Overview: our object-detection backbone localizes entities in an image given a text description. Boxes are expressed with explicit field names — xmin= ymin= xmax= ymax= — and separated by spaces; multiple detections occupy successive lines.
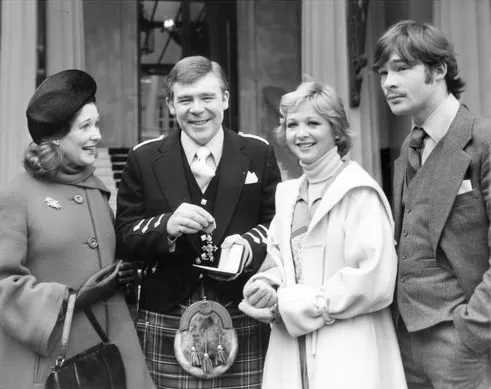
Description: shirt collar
xmin=180 ymin=127 xmax=224 ymax=165
xmin=414 ymin=94 xmax=460 ymax=145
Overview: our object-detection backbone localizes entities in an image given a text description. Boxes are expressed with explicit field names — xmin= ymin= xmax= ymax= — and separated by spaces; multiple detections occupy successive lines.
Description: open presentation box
xmin=193 ymin=243 xmax=245 ymax=277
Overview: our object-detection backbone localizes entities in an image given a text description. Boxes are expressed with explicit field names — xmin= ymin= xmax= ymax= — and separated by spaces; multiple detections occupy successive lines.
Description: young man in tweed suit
xmin=374 ymin=20 xmax=491 ymax=388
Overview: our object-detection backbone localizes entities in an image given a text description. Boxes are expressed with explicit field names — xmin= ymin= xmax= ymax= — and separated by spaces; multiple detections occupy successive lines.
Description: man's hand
xmin=75 ymin=261 xmax=122 ymax=310
xmin=207 ymin=234 xmax=252 ymax=282
xmin=221 ymin=234 xmax=252 ymax=268
xmin=167 ymin=203 xmax=216 ymax=238
xmin=118 ymin=261 xmax=138 ymax=285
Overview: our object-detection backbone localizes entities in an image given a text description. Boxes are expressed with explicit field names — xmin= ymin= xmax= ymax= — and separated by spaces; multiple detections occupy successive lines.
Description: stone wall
xmin=84 ymin=0 xmax=139 ymax=148
xmin=237 ymin=0 xmax=302 ymax=179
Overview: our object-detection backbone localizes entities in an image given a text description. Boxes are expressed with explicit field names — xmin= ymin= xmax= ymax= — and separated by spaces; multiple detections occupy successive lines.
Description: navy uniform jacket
xmin=115 ymin=128 xmax=281 ymax=313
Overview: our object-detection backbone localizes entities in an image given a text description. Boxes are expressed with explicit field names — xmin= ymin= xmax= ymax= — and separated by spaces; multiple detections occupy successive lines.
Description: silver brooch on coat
xmin=45 ymin=196 xmax=62 ymax=210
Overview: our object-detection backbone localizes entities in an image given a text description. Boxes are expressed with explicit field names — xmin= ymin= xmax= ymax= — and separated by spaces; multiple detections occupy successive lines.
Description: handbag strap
xmin=83 ymin=308 xmax=110 ymax=343
xmin=56 ymin=291 xmax=77 ymax=368
xmin=55 ymin=291 xmax=111 ymax=368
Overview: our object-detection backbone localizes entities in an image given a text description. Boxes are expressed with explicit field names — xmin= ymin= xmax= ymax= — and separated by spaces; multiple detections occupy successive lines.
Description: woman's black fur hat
xmin=26 ymin=69 xmax=97 ymax=144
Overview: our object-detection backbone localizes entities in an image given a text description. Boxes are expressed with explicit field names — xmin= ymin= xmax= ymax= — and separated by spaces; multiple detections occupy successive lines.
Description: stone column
xmin=434 ymin=0 xmax=491 ymax=118
xmin=46 ymin=0 xmax=85 ymax=74
xmin=236 ymin=0 xmax=301 ymax=179
xmin=0 ymin=0 xmax=37 ymax=187
xmin=302 ymin=0 xmax=382 ymax=182
xmin=84 ymin=0 xmax=139 ymax=148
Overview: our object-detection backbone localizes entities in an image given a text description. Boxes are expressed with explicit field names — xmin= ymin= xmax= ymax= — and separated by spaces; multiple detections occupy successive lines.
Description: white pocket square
xmin=245 ymin=171 xmax=258 ymax=184
xmin=457 ymin=179 xmax=472 ymax=195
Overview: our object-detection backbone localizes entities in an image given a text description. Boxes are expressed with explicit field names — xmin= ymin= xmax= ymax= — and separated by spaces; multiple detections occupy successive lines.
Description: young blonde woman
xmin=240 ymin=81 xmax=407 ymax=389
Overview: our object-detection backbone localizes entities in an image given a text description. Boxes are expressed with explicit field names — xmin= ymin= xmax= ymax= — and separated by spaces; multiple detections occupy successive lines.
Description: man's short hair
xmin=166 ymin=56 xmax=229 ymax=100
xmin=372 ymin=20 xmax=465 ymax=99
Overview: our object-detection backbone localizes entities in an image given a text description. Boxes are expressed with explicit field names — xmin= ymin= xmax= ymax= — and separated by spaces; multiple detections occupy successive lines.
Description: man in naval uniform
xmin=116 ymin=55 xmax=281 ymax=389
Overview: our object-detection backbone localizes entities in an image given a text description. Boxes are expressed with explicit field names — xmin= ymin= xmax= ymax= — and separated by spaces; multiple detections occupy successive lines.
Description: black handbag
xmin=45 ymin=291 xmax=126 ymax=389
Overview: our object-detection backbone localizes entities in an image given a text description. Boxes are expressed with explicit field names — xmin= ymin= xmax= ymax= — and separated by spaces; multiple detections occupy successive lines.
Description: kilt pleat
xmin=137 ymin=308 xmax=269 ymax=389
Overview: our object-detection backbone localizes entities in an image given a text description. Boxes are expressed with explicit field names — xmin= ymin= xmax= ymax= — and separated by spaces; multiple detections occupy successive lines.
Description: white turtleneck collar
xmin=300 ymin=146 xmax=344 ymax=184
xmin=298 ymin=146 xmax=344 ymax=210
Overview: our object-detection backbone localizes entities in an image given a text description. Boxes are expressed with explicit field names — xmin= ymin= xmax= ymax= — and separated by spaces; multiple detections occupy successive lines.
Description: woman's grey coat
xmin=0 ymin=172 xmax=155 ymax=389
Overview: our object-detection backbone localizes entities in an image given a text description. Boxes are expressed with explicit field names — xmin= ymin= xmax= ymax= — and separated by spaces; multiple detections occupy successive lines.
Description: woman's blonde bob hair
xmin=277 ymin=81 xmax=352 ymax=158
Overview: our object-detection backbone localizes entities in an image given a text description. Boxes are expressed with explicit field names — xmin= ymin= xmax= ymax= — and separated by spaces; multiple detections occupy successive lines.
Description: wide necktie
xmin=190 ymin=146 xmax=215 ymax=192
xmin=406 ymin=126 xmax=427 ymax=183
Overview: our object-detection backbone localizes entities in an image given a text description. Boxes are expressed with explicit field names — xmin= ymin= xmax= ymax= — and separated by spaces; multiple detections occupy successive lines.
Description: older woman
xmin=0 ymin=69 xmax=155 ymax=389
xmin=240 ymin=81 xmax=407 ymax=389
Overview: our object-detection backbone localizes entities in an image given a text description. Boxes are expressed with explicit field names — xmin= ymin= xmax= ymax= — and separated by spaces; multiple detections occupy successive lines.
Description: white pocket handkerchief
xmin=457 ymin=179 xmax=472 ymax=195
xmin=245 ymin=171 xmax=258 ymax=184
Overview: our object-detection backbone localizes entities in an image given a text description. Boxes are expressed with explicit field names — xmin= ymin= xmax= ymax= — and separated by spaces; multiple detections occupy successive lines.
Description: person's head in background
xmin=277 ymin=81 xmax=352 ymax=165
xmin=166 ymin=55 xmax=230 ymax=146
xmin=373 ymin=19 xmax=465 ymax=124
xmin=24 ymin=69 xmax=101 ymax=177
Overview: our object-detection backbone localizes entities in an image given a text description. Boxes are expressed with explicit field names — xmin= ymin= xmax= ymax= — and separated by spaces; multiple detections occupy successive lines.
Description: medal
xmin=199 ymin=233 xmax=218 ymax=263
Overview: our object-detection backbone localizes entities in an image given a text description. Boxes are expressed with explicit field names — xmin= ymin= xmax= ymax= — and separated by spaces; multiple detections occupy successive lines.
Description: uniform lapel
xmin=152 ymin=131 xmax=203 ymax=254
xmin=153 ymin=129 xmax=191 ymax=210
xmin=213 ymin=130 xmax=250 ymax=243
xmin=428 ymin=106 xmax=472 ymax=253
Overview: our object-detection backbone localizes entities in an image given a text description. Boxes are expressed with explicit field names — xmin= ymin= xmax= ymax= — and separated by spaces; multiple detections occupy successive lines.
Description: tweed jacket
xmin=393 ymin=104 xmax=491 ymax=354
xmin=0 ymin=172 xmax=155 ymax=389
xmin=252 ymin=162 xmax=406 ymax=389
xmin=115 ymin=128 xmax=281 ymax=311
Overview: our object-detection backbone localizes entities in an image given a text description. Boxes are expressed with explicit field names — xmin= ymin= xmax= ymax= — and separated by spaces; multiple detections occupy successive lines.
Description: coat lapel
xmin=213 ymin=130 xmax=250 ymax=243
xmin=429 ymin=106 xmax=473 ymax=253
xmin=393 ymin=139 xmax=409 ymax=242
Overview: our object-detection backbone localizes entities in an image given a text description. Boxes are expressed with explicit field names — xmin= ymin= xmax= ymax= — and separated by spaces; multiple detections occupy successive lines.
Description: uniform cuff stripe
xmin=133 ymin=219 xmax=145 ymax=232
xmin=245 ymin=232 xmax=260 ymax=244
xmin=142 ymin=217 xmax=155 ymax=233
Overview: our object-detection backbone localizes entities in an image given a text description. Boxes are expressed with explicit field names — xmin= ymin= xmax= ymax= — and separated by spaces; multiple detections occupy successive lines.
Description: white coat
xmin=255 ymin=162 xmax=407 ymax=389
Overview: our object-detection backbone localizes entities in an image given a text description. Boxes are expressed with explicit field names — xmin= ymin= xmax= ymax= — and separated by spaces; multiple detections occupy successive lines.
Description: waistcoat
xmin=397 ymin=145 xmax=466 ymax=331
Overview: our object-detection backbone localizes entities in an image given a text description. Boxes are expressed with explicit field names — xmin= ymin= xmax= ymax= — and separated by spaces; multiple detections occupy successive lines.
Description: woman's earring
xmin=334 ymin=135 xmax=341 ymax=144
xmin=51 ymin=138 xmax=60 ymax=146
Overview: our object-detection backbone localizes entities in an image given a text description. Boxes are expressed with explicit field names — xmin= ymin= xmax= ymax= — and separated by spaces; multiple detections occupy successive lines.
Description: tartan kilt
xmin=136 ymin=307 xmax=270 ymax=389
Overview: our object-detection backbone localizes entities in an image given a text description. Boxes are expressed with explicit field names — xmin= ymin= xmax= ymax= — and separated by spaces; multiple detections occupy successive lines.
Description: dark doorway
xmin=138 ymin=0 xmax=238 ymax=141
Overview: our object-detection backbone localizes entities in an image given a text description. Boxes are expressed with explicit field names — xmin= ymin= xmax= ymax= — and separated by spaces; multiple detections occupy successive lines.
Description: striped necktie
xmin=190 ymin=146 xmax=215 ymax=192
xmin=406 ymin=126 xmax=427 ymax=183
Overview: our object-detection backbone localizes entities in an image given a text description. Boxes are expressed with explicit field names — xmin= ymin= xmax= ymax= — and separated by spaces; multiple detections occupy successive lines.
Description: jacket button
xmin=401 ymin=255 xmax=407 ymax=260
xmin=400 ymin=276 xmax=408 ymax=283
xmin=198 ymin=273 xmax=204 ymax=279
xmin=73 ymin=194 xmax=84 ymax=204
xmin=402 ymin=230 xmax=409 ymax=237
xmin=406 ymin=207 xmax=411 ymax=213
xmin=87 ymin=237 xmax=98 ymax=249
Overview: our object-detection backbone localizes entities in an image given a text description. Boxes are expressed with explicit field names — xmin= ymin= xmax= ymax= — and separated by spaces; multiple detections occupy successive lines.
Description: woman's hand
xmin=75 ymin=261 xmax=122 ymax=310
xmin=243 ymin=279 xmax=277 ymax=308
xmin=238 ymin=299 xmax=278 ymax=324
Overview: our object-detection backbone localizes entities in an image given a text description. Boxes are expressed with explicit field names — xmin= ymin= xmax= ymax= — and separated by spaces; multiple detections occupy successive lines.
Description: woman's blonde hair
xmin=277 ymin=81 xmax=352 ymax=157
